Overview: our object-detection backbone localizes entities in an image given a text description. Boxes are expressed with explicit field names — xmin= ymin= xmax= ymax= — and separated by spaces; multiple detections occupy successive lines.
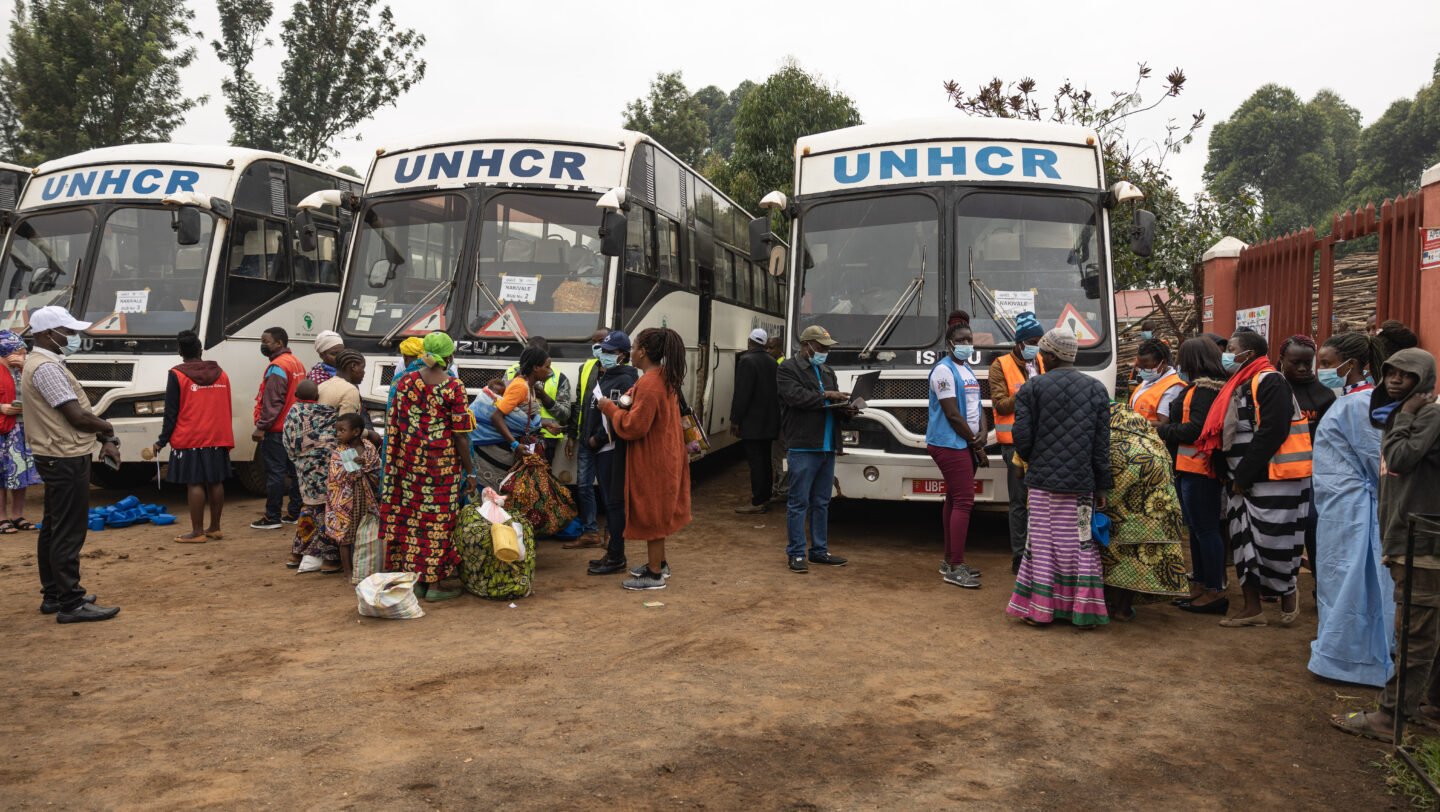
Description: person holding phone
xmin=22 ymin=306 xmax=120 ymax=623
xmin=582 ymin=330 xmax=640 ymax=576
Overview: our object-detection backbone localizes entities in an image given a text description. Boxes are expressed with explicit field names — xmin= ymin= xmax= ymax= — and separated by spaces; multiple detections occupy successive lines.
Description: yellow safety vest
xmin=505 ymin=362 xmax=563 ymax=439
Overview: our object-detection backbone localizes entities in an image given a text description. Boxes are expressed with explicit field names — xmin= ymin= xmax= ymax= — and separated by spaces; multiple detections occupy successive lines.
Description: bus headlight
xmin=841 ymin=430 xmax=860 ymax=447
xmin=134 ymin=400 xmax=165 ymax=415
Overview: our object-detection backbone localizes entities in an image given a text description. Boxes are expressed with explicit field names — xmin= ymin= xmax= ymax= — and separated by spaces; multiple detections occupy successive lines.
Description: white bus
xmin=750 ymin=118 xmax=1154 ymax=503
xmin=0 ymin=162 xmax=28 ymax=240
xmin=0 ymin=144 xmax=360 ymax=490
xmin=320 ymin=125 xmax=784 ymax=486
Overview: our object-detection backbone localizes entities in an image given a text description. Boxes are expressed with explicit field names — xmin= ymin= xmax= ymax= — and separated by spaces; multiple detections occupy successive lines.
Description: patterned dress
xmin=381 ymin=370 xmax=476 ymax=581
xmin=307 ymin=361 xmax=335 ymax=385
xmin=326 ymin=439 xmax=380 ymax=546
xmin=0 ymin=367 xmax=39 ymax=490
xmin=284 ymin=401 xmax=337 ymax=562
xmin=1099 ymin=402 xmax=1189 ymax=600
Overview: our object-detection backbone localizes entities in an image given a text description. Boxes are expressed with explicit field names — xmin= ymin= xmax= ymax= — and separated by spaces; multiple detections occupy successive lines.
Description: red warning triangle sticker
xmin=1055 ymin=304 xmax=1099 ymax=345
xmin=89 ymin=312 xmax=128 ymax=334
xmin=401 ymin=306 xmax=446 ymax=336
xmin=475 ymin=303 xmax=526 ymax=339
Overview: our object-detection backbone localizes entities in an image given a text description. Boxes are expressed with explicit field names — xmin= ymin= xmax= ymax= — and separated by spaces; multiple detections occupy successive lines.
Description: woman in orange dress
xmin=597 ymin=328 xmax=692 ymax=591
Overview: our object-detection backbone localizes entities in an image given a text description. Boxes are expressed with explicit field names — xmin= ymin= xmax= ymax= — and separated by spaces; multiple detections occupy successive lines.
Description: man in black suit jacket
xmin=731 ymin=328 xmax=781 ymax=513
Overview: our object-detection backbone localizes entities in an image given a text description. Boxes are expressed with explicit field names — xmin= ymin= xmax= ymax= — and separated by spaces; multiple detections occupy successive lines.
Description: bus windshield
xmin=796 ymin=194 xmax=940 ymax=349
xmin=468 ymin=192 xmax=605 ymax=340
xmin=956 ymin=192 xmax=1105 ymax=348
xmin=342 ymin=193 xmax=468 ymax=337
xmin=81 ymin=207 xmax=213 ymax=334
xmin=0 ymin=208 xmax=93 ymax=319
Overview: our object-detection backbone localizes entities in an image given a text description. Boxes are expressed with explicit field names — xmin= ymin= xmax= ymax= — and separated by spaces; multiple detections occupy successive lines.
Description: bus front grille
xmin=67 ymin=362 xmax=135 ymax=383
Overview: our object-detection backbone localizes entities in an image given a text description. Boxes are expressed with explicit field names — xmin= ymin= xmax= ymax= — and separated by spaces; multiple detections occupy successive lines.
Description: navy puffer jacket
xmin=1013 ymin=367 xmax=1113 ymax=494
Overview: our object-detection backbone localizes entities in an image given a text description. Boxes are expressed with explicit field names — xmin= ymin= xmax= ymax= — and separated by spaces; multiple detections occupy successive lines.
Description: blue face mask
xmin=951 ymin=345 xmax=973 ymax=361
xmin=1136 ymin=367 xmax=1162 ymax=384
xmin=598 ymin=351 xmax=619 ymax=369
xmin=811 ymin=351 xmax=828 ymax=367
xmin=61 ymin=333 xmax=82 ymax=356
xmin=1317 ymin=367 xmax=1344 ymax=390
xmin=1021 ymin=344 xmax=1040 ymax=361
xmin=591 ymin=344 xmax=603 ymax=359
xmin=1221 ymin=351 xmax=1248 ymax=373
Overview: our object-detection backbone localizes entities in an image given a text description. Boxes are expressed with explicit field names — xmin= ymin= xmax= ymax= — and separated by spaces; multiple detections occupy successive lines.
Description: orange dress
xmin=598 ymin=369 xmax=692 ymax=539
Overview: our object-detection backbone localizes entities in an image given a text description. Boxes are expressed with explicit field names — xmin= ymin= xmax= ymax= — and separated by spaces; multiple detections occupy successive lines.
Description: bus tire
xmin=236 ymin=458 xmax=269 ymax=496
xmin=91 ymin=462 xmax=158 ymax=492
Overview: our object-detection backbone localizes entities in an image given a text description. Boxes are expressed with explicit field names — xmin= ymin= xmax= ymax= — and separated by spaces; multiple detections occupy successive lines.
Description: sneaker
xmin=956 ymin=562 xmax=982 ymax=578
xmin=734 ymin=503 xmax=769 ymax=514
xmin=588 ymin=557 xmax=628 ymax=576
xmin=281 ymin=514 xmax=300 ymax=526
xmin=250 ymin=516 xmax=282 ymax=530
xmin=788 ymin=556 xmax=809 ymax=573
xmin=629 ymin=561 xmax=671 ymax=579
xmin=808 ymin=552 xmax=847 ymax=567
xmin=622 ymin=569 xmax=668 ymax=590
xmin=939 ymin=561 xmax=953 ymax=575
xmin=943 ymin=568 xmax=982 ymax=589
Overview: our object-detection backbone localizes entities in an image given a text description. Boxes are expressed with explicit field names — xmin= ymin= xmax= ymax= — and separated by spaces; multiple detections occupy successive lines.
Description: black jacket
xmin=731 ymin=348 xmax=780 ymax=440
xmin=1013 ymin=367 xmax=1112 ymax=494
xmin=1157 ymin=378 xmax=1223 ymax=463
xmin=778 ymin=355 xmax=843 ymax=452
xmin=584 ymin=365 xmax=641 ymax=450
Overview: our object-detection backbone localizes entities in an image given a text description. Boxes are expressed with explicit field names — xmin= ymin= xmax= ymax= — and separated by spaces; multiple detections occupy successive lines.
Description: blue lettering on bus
xmin=132 ymin=168 xmax=164 ymax=194
xmin=467 ymin=149 xmax=504 ymax=177
xmin=394 ymin=155 xmax=425 ymax=183
xmin=510 ymin=149 xmax=544 ymax=178
xmin=164 ymin=170 xmax=199 ymax=195
xmin=975 ymin=146 xmax=1013 ymax=176
xmin=97 ymin=168 xmax=131 ymax=196
xmin=41 ymin=176 xmax=65 ymax=201
xmin=879 ymin=148 xmax=917 ymax=180
xmin=68 ymin=171 xmax=97 ymax=198
xmin=549 ymin=150 xmax=586 ymax=180
xmin=834 ymin=153 xmax=870 ymax=184
xmin=928 ymin=146 xmax=966 ymax=177
xmin=1022 ymin=148 xmax=1060 ymax=179
xmin=428 ymin=150 xmax=464 ymax=180
xmin=38 ymin=167 xmax=203 ymax=200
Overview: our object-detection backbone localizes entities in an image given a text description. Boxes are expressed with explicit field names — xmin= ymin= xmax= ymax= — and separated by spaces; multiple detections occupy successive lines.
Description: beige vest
xmin=20 ymin=353 xmax=97 ymax=458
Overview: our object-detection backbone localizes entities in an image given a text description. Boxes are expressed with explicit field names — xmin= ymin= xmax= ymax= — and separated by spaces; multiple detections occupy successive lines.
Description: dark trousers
xmin=35 ymin=454 xmax=91 ymax=611
xmin=1178 ymin=473 xmax=1226 ymax=591
xmin=1001 ymin=445 xmax=1028 ymax=559
xmin=596 ymin=449 xmax=626 ymax=561
xmin=1380 ymin=564 xmax=1440 ymax=718
xmin=743 ymin=438 xmax=774 ymax=506
xmin=261 ymin=431 xmax=300 ymax=521
xmin=927 ymin=445 xmax=975 ymax=565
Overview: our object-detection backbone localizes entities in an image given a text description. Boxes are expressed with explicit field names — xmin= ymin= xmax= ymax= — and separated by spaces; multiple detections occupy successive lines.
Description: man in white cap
xmin=308 ymin=330 xmax=344 ymax=384
xmin=731 ymin=327 xmax=781 ymax=513
xmin=22 ymin=306 xmax=121 ymax=623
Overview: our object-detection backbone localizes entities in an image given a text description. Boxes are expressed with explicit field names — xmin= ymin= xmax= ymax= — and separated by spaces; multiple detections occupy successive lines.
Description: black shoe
xmin=250 ymin=516 xmax=282 ymax=530
xmin=809 ymin=552 xmax=847 ymax=567
xmin=788 ymin=556 xmax=809 ymax=573
xmin=587 ymin=557 xmax=628 ymax=576
xmin=1178 ymin=597 xmax=1231 ymax=615
xmin=39 ymin=594 xmax=95 ymax=615
xmin=1011 ymin=555 xmax=1023 ymax=575
xmin=281 ymin=514 xmax=300 ymax=526
xmin=56 ymin=602 xmax=120 ymax=624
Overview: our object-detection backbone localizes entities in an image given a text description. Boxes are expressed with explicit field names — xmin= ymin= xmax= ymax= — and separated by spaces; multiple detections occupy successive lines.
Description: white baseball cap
xmin=29 ymin=306 xmax=91 ymax=333
xmin=748 ymin=327 xmax=768 ymax=344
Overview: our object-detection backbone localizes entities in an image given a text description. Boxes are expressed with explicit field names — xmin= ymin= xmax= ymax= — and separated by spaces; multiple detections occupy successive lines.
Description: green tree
xmin=1346 ymin=57 xmax=1440 ymax=204
xmin=213 ymin=0 xmax=427 ymax=164
xmin=622 ymin=71 xmax=710 ymax=166
xmin=724 ymin=60 xmax=862 ymax=208
xmin=0 ymin=0 xmax=204 ymax=164
xmin=692 ymin=80 xmax=755 ymax=160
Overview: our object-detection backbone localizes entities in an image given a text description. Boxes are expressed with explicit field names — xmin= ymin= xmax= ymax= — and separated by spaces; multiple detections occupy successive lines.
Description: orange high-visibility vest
xmin=993 ymin=352 xmax=1044 ymax=445
xmin=1129 ymin=370 xmax=1184 ymax=423
xmin=1174 ymin=387 xmax=1214 ymax=477
xmin=1250 ymin=371 xmax=1313 ymax=480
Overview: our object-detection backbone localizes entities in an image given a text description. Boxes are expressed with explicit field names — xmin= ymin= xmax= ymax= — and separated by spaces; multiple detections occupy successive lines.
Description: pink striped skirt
xmin=1006 ymin=488 xmax=1109 ymax=627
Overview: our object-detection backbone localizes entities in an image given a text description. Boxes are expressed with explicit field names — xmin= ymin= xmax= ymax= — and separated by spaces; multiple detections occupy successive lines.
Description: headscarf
xmin=1013 ymin=311 xmax=1044 ymax=343
xmin=399 ymin=336 xmax=424 ymax=358
xmin=421 ymin=331 xmax=455 ymax=368
xmin=1193 ymin=354 xmax=1277 ymax=458
xmin=0 ymin=330 xmax=25 ymax=358
xmin=314 ymin=330 xmax=343 ymax=354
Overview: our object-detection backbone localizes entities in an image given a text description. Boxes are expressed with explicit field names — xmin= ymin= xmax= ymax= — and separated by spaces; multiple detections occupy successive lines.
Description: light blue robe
xmin=1308 ymin=389 xmax=1394 ymax=687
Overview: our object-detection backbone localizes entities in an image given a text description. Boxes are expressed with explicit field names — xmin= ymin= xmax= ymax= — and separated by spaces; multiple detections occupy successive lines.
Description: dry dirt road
xmin=0 ymin=453 xmax=1408 ymax=810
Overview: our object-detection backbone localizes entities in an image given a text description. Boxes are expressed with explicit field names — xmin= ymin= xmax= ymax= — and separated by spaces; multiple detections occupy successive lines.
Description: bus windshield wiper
xmin=859 ymin=249 xmax=926 ymax=359
xmin=472 ymin=272 xmax=528 ymax=346
xmin=967 ymin=247 xmax=1015 ymax=343
xmin=380 ymin=270 xmax=455 ymax=347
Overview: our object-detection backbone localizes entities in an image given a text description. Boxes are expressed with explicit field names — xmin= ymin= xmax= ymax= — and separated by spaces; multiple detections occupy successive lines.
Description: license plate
xmin=911 ymin=479 xmax=985 ymax=495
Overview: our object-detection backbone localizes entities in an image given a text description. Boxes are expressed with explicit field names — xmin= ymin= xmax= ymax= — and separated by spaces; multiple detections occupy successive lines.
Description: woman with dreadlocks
xmin=1308 ymin=331 xmax=1393 ymax=686
xmin=597 ymin=327 xmax=693 ymax=591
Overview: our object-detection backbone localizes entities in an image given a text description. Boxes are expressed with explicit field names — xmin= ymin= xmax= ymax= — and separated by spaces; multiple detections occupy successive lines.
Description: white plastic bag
xmin=355 ymin=571 xmax=425 ymax=619
xmin=297 ymin=554 xmax=325 ymax=573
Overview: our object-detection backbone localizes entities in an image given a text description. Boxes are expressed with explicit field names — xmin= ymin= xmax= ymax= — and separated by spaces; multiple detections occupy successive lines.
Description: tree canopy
xmin=0 ymin=0 xmax=205 ymax=164
xmin=1345 ymin=57 xmax=1440 ymax=205
xmin=622 ymin=71 xmax=710 ymax=166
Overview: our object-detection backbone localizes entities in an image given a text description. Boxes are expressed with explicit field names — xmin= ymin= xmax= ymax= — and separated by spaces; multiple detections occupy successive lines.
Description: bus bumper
xmin=830 ymin=449 xmax=1010 ymax=506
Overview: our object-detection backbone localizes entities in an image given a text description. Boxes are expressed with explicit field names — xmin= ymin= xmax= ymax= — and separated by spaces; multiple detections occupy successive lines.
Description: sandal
xmin=0 ymin=520 xmax=16 ymax=535
xmin=1280 ymin=592 xmax=1301 ymax=627
xmin=12 ymin=518 xmax=36 ymax=531
xmin=319 ymin=567 xmax=343 ymax=575
xmin=1330 ymin=710 xmax=1393 ymax=742
xmin=204 ymin=530 xmax=224 ymax=540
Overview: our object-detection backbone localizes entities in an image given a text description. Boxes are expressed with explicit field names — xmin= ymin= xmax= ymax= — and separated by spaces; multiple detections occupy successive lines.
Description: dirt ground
xmin=0 ymin=452 xmax=1411 ymax=810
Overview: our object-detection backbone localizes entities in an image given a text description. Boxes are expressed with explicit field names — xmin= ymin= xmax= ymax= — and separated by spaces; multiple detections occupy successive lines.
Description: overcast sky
xmin=5 ymin=1 xmax=1440 ymax=199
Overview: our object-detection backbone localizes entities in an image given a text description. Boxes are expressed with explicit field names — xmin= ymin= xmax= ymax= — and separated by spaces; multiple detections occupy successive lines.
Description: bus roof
xmin=375 ymin=123 xmax=644 ymax=159
xmin=32 ymin=143 xmax=358 ymax=181
xmin=796 ymin=117 xmax=1101 ymax=156
xmin=0 ymin=162 xmax=28 ymax=174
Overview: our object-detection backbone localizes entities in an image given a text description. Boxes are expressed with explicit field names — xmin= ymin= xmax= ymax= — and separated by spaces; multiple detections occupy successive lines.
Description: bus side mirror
xmin=748 ymin=217 xmax=773 ymax=262
xmin=295 ymin=209 xmax=317 ymax=254
xmin=368 ymin=258 xmax=397 ymax=288
xmin=1130 ymin=209 xmax=1156 ymax=257
xmin=173 ymin=207 xmax=202 ymax=246
xmin=598 ymin=211 xmax=627 ymax=257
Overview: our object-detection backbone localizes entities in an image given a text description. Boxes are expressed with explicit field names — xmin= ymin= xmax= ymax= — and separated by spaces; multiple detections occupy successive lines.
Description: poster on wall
xmin=1236 ymin=305 xmax=1271 ymax=342
xmin=1423 ymin=227 xmax=1440 ymax=272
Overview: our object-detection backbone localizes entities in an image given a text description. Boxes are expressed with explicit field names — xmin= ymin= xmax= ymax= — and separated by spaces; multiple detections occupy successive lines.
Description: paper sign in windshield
xmin=499 ymin=275 xmax=539 ymax=304
xmin=994 ymin=290 xmax=1035 ymax=317
xmin=115 ymin=289 xmax=149 ymax=314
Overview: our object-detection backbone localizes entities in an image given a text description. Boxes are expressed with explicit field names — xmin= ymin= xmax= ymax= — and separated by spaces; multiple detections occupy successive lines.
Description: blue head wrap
xmin=0 ymin=330 xmax=25 ymax=358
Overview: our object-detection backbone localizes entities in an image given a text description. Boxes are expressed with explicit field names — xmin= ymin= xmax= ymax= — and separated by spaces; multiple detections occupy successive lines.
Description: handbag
xmin=677 ymin=391 xmax=710 ymax=454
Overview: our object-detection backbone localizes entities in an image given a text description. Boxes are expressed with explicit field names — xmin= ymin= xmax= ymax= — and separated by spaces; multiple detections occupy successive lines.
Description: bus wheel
xmin=236 ymin=458 xmax=269 ymax=496
xmin=91 ymin=462 xmax=158 ymax=493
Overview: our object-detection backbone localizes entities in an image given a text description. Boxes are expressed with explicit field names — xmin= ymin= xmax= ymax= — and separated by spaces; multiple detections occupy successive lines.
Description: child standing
xmin=283 ymin=379 xmax=338 ymax=573
xmin=326 ymin=413 xmax=381 ymax=583
xmin=0 ymin=331 xmax=40 ymax=534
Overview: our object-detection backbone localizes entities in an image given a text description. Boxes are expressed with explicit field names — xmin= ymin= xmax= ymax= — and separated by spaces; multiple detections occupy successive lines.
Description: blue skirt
xmin=0 ymin=423 xmax=41 ymax=490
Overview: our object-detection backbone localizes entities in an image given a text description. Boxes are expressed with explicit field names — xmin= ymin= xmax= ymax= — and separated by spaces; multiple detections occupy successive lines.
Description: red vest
xmin=253 ymin=350 xmax=305 ymax=433
xmin=172 ymin=368 xmax=236 ymax=449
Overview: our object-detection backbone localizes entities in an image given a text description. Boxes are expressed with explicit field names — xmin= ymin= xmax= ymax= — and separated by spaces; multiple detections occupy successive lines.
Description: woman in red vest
xmin=153 ymin=330 xmax=235 ymax=542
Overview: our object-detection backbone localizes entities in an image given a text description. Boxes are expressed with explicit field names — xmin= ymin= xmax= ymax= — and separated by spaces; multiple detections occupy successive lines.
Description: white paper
xmin=390 ymin=308 xmax=403 ymax=319
xmin=2 ymin=300 xmax=13 ymax=312
xmin=345 ymin=308 xmax=359 ymax=321
xmin=1235 ymin=305 xmax=1271 ymax=342
xmin=359 ymin=295 xmax=378 ymax=316
xmin=115 ymin=289 xmax=150 ymax=314
xmin=355 ymin=316 xmax=372 ymax=332
xmin=994 ymin=290 xmax=1035 ymax=318
xmin=499 ymin=275 xmax=539 ymax=304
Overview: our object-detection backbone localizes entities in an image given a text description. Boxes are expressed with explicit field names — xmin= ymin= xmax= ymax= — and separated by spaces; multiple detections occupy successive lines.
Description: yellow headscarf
xmin=399 ymin=336 xmax=424 ymax=359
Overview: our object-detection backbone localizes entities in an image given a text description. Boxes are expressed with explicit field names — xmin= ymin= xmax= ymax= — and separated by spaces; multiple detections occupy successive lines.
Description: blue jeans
xmin=575 ymin=444 xmax=599 ymax=533
xmin=261 ymin=431 xmax=301 ymax=521
xmin=786 ymin=451 xmax=835 ymax=559
xmin=1178 ymin=472 xmax=1225 ymax=591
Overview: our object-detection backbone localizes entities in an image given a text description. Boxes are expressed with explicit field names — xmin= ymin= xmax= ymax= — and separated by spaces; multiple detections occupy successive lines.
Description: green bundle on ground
xmin=453 ymin=504 xmax=536 ymax=600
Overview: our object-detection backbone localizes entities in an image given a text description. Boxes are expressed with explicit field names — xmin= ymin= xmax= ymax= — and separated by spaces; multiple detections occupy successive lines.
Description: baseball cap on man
xmin=748 ymin=327 xmax=768 ymax=344
xmin=598 ymin=329 xmax=631 ymax=353
xmin=798 ymin=325 xmax=837 ymax=346
xmin=29 ymin=306 xmax=91 ymax=333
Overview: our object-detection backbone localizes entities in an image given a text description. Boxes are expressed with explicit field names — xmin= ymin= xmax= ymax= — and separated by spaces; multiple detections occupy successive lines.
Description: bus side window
xmin=733 ymin=250 xmax=751 ymax=305
xmin=714 ymin=246 xmax=734 ymax=300
xmin=294 ymin=228 xmax=340 ymax=287
xmin=656 ymin=216 xmax=680 ymax=284
xmin=225 ymin=213 xmax=291 ymax=326
xmin=625 ymin=206 xmax=657 ymax=275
